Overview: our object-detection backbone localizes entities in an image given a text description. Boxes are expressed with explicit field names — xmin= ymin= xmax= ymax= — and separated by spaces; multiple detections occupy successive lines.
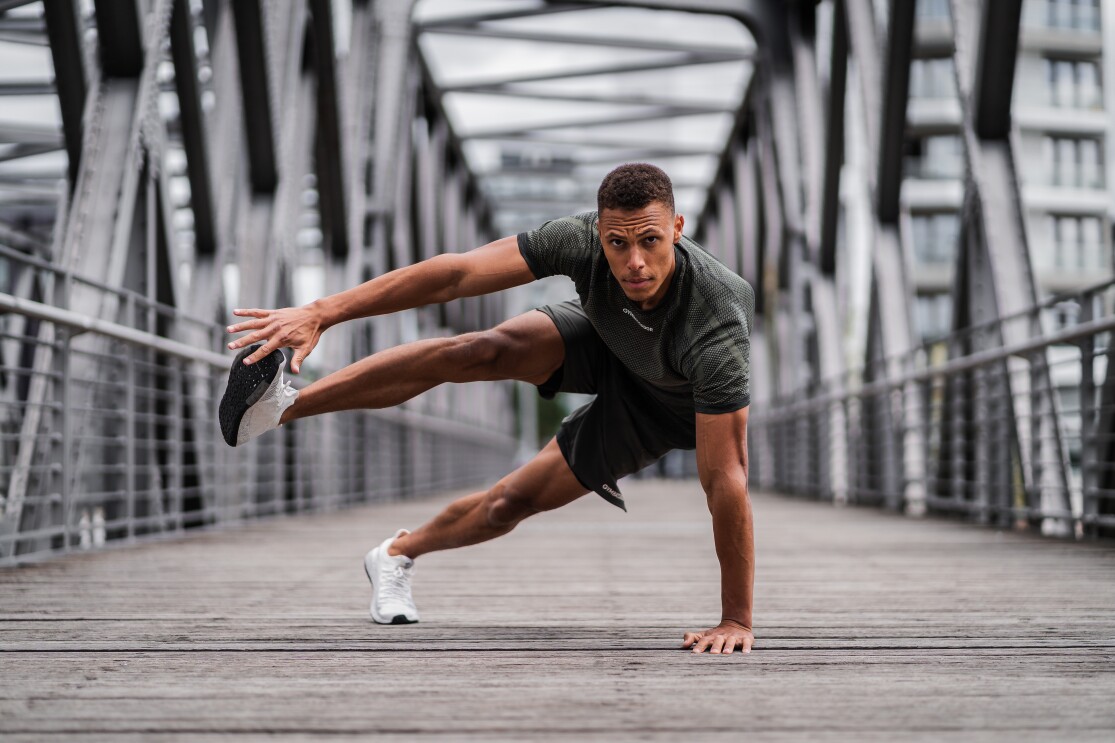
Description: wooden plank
xmin=1 ymin=481 xmax=1114 ymax=738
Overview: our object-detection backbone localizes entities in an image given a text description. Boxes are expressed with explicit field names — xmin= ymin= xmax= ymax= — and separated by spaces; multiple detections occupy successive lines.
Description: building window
xmin=1045 ymin=215 xmax=1106 ymax=270
xmin=911 ymin=212 xmax=961 ymax=266
xmin=916 ymin=0 xmax=951 ymax=19
xmin=1024 ymin=0 xmax=1101 ymax=32
xmin=1043 ymin=136 xmax=1104 ymax=188
xmin=903 ymin=135 xmax=963 ymax=180
xmin=1045 ymin=57 xmax=1103 ymax=109
xmin=915 ymin=292 xmax=952 ymax=340
xmin=909 ymin=57 xmax=956 ymax=100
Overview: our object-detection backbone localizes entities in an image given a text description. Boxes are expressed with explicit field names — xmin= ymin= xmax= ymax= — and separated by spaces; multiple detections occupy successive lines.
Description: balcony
xmin=1023 ymin=0 xmax=1101 ymax=33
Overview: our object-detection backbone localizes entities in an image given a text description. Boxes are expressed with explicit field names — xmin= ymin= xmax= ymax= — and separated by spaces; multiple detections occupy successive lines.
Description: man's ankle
xmin=387 ymin=533 xmax=413 ymax=558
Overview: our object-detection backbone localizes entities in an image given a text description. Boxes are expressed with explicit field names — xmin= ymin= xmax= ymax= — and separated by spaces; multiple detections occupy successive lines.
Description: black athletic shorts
xmin=536 ymin=300 xmax=698 ymax=510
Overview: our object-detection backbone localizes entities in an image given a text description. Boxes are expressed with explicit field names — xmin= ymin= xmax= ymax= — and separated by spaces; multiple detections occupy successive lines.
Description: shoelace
xmin=269 ymin=381 xmax=298 ymax=419
xmin=379 ymin=563 xmax=414 ymax=604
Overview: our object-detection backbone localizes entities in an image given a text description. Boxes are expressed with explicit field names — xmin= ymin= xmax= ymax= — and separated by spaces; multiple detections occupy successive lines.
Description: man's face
xmin=598 ymin=201 xmax=684 ymax=311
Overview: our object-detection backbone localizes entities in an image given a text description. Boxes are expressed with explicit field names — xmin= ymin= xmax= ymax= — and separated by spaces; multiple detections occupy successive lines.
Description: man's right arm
xmin=227 ymin=235 xmax=534 ymax=370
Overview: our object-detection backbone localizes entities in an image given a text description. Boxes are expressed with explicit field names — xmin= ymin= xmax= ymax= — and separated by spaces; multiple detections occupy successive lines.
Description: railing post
xmin=1079 ymin=296 xmax=1097 ymax=537
xmin=60 ymin=331 xmax=72 ymax=555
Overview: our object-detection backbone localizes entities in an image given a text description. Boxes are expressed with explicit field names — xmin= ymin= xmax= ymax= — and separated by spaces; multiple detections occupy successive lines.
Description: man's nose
xmin=627 ymin=248 xmax=646 ymax=271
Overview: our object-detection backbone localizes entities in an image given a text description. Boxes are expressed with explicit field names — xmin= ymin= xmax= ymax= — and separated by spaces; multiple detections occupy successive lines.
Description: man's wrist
xmin=720 ymin=617 xmax=753 ymax=631
xmin=310 ymin=298 xmax=340 ymax=329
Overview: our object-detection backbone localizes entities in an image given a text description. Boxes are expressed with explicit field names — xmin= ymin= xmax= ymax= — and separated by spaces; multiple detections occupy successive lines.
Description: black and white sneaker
xmin=218 ymin=345 xmax=298 ymax=447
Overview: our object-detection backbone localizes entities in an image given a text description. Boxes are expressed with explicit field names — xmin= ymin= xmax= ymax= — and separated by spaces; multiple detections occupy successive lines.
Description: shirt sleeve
xmin=681 ymin=286 xmax=753 ymax=414
xmin=517 ymin=213 xmax=598 ymax=281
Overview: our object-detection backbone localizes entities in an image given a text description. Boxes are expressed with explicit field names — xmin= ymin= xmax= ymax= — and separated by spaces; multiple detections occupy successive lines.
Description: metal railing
xmin=0 ymin=252 xmax=518 ymax=566
xmin=748 ymin=279 xmax=1115 ymax=539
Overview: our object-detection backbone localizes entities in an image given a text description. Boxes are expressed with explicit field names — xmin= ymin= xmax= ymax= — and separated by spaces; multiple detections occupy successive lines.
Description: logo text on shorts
xmin=622 ymin=308 xmax=654 ymax=332
xmin=601 ymin=483 xmax=622 ymax=499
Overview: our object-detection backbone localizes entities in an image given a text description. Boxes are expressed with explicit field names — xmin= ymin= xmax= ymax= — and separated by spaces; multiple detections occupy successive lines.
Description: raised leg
xmin=282 ymin=309 xmax=563 ymax=423
xmin=389 ymin=437 xmax=589 ymax=559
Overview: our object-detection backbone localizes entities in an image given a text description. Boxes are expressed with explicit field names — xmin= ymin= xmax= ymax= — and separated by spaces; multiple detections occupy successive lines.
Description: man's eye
xmin=645 ymin=236 xmax=658 ymax=244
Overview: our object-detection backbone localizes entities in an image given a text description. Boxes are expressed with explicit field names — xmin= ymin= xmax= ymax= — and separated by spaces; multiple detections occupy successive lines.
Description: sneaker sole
xmin=364 ymin=552 xmax=418 ymax=625
xmin=218 ymin=345 xmax=285 ymax=447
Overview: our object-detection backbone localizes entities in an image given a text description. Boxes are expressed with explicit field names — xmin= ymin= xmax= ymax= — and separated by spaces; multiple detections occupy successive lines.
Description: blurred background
xmin=2 ymin=0 xmax=1115 ymax=563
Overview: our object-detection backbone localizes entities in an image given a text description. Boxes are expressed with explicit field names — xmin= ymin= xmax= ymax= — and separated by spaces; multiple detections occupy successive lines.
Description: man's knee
xmin=453 ymin=329 xmax=516 ymax=378
xmin=484 ymin=481 xmax=543 ymax=528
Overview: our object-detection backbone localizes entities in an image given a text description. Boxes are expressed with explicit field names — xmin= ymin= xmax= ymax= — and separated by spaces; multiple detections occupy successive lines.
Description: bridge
xmin=2 ymin=0 xmax=1115 ymax=738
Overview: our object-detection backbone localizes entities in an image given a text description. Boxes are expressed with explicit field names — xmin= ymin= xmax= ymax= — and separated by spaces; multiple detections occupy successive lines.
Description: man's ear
xmin=674 ymin=213 xmax=685 ymax=243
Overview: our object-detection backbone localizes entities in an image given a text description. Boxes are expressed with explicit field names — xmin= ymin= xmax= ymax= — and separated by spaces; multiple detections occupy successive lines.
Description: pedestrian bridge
xmin=3 ymin=481 xmax=1113 ymax=740
xmin=4 ymin=0 xmax=1115 ymax=737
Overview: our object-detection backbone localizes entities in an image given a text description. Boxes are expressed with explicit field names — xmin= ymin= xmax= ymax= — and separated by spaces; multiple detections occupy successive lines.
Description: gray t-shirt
xmin=517 ymin=211 xmax=755 ymax=414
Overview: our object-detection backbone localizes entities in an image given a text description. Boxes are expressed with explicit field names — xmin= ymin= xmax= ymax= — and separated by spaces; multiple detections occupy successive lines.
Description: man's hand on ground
xmin=227 ymin=305 xmax=326 ymax=373
xmin=681 ymin=620 xmax=754 ymax=655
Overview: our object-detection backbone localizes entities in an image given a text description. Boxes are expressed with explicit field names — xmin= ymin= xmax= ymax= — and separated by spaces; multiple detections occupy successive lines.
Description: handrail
xmin=755 ymin=313 xmax=1115 ymax=418
xmin=0 ymin=290 xmax=518 ymax=446
xmin=0 ymin=291 xmax=230 ymax=367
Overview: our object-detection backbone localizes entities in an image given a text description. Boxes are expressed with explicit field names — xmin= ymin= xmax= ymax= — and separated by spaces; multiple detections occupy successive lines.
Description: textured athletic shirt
xmin=517 ymin=211 xmax=755 ymax=413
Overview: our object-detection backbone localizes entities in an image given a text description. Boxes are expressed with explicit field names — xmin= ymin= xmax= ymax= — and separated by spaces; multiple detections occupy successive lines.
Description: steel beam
xmin=819 ymin=0 xmax=847 ymax=276
xmin=93 ymin=0 xmax=143 ymax=77
xmin=169 ymin=0 xmax=216 ymax=255
xmin=972 ymin=0 xmax=1022 ymax=140
xmin=309 ymin=0 xmax=348 ymax=258
xmin=876 ymin=0 xmax=915 ymax=223
xmin=441 ymin=53 xmax=750 ymax=91
xmin=231 ymin=0 xmax=277 ymax=192
xmin=461 ymin=107 xmax=734 ymax=140
xmin=42 ymin=0 xmax=84 ymax=187
xmin=452 ymin=84 xmax=738 ymax=112
xmin=948 ymin=0 xmax=1071 ymax=532
xmin=0 ymin=80 xmax=55 ymax=95
xmin=416 ymin=3 xmax=612 ymax=29
xmin=422 ymin=25 xmax=753 ymax=57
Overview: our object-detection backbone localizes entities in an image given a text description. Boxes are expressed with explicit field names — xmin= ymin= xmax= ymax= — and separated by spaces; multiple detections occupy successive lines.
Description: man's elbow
xmin=700 ymin=467 xmax=749 ymax=504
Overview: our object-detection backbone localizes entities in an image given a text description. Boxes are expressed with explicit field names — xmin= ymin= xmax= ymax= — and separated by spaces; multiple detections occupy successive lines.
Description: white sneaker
xmin=219 ymin=344 xmax=299 ymax=446
xmin=363 ymin=529 xmax=419 ymax=624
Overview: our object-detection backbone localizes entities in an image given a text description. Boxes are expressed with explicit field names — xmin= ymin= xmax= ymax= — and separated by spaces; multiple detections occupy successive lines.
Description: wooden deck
xmin=2 ymin=480 xmax=1114 ymax=741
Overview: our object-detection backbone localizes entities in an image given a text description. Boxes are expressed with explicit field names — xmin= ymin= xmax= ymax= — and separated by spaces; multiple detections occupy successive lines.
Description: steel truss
xmin=0 ymin=0 xmax=517 ymax=563
xmin=575 ymin=0 xmax=1109 ymax=537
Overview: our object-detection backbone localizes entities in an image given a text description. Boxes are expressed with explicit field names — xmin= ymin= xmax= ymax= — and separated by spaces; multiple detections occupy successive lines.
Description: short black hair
xmin=597 ymin=163 xmax=675 ymax=214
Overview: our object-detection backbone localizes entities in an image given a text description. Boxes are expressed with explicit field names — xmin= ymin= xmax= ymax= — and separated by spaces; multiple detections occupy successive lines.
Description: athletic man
xmin=220 ymin=164 xmax=756 ymax=655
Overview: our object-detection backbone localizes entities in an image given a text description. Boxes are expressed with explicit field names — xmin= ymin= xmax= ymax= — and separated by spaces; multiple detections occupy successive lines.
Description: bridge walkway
xmin=2 ymin=480 xmax=1114 ymax=740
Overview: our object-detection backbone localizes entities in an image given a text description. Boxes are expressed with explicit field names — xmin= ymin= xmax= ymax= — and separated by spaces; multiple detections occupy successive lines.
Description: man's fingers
xmin=232 ymin=308 xmax=270 ymax=318
xmin=227 ymin=318 xmax=269 ymax=334
xmin=722 ymin=637 xmax=736 ymax=655
xmin=681 ymin=631 xmax=703 ymax=649
xmin=243 ymin=343 xmax=277 ymax=365
xmin=741 ymin=635 xmax=753 ymax=654
xmin=228 ymin=327 xmax=276 ymax=351
xmin=692 ymin=636 xmax=712 ymax=654
xmin=710 ymin=636 xmax=726 ymax=654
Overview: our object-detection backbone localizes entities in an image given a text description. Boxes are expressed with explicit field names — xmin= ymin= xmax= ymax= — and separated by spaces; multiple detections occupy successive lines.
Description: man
xmin=220 ymin=163 xmax=755 ymax=655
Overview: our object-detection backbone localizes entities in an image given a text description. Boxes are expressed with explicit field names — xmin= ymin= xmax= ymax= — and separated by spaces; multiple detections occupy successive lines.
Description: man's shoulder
xmin=521 ymin=212 xmax=599 ymax=251
xmin=677 ymin=237 xmax=755 ymax=309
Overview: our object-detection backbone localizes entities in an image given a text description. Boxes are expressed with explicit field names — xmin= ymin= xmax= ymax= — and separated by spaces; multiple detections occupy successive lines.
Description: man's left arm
xmin=682 ymin=407 xmax=755 ymax=655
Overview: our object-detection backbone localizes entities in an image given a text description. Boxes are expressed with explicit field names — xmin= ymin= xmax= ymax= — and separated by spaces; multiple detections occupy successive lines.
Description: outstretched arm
xmin=227 ymin=235 xmax=533 ymax=370
xmin=682 ymin=407 xmax=755 ymax=655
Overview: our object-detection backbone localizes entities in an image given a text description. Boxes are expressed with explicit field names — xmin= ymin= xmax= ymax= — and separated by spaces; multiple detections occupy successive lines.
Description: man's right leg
xmin=364 ymin=436 xmax=589 ymax=623
xmin=391 ymin=436 xmax=589 ymax=559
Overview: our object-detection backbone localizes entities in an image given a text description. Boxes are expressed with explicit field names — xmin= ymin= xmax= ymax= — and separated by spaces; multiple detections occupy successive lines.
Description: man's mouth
xmin=625 ymin=277 xmax=652 ymax=288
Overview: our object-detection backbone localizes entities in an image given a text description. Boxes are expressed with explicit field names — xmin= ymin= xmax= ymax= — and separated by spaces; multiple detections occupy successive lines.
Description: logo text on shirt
xmin=622 ymin=308 xmax=654 ymax=332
